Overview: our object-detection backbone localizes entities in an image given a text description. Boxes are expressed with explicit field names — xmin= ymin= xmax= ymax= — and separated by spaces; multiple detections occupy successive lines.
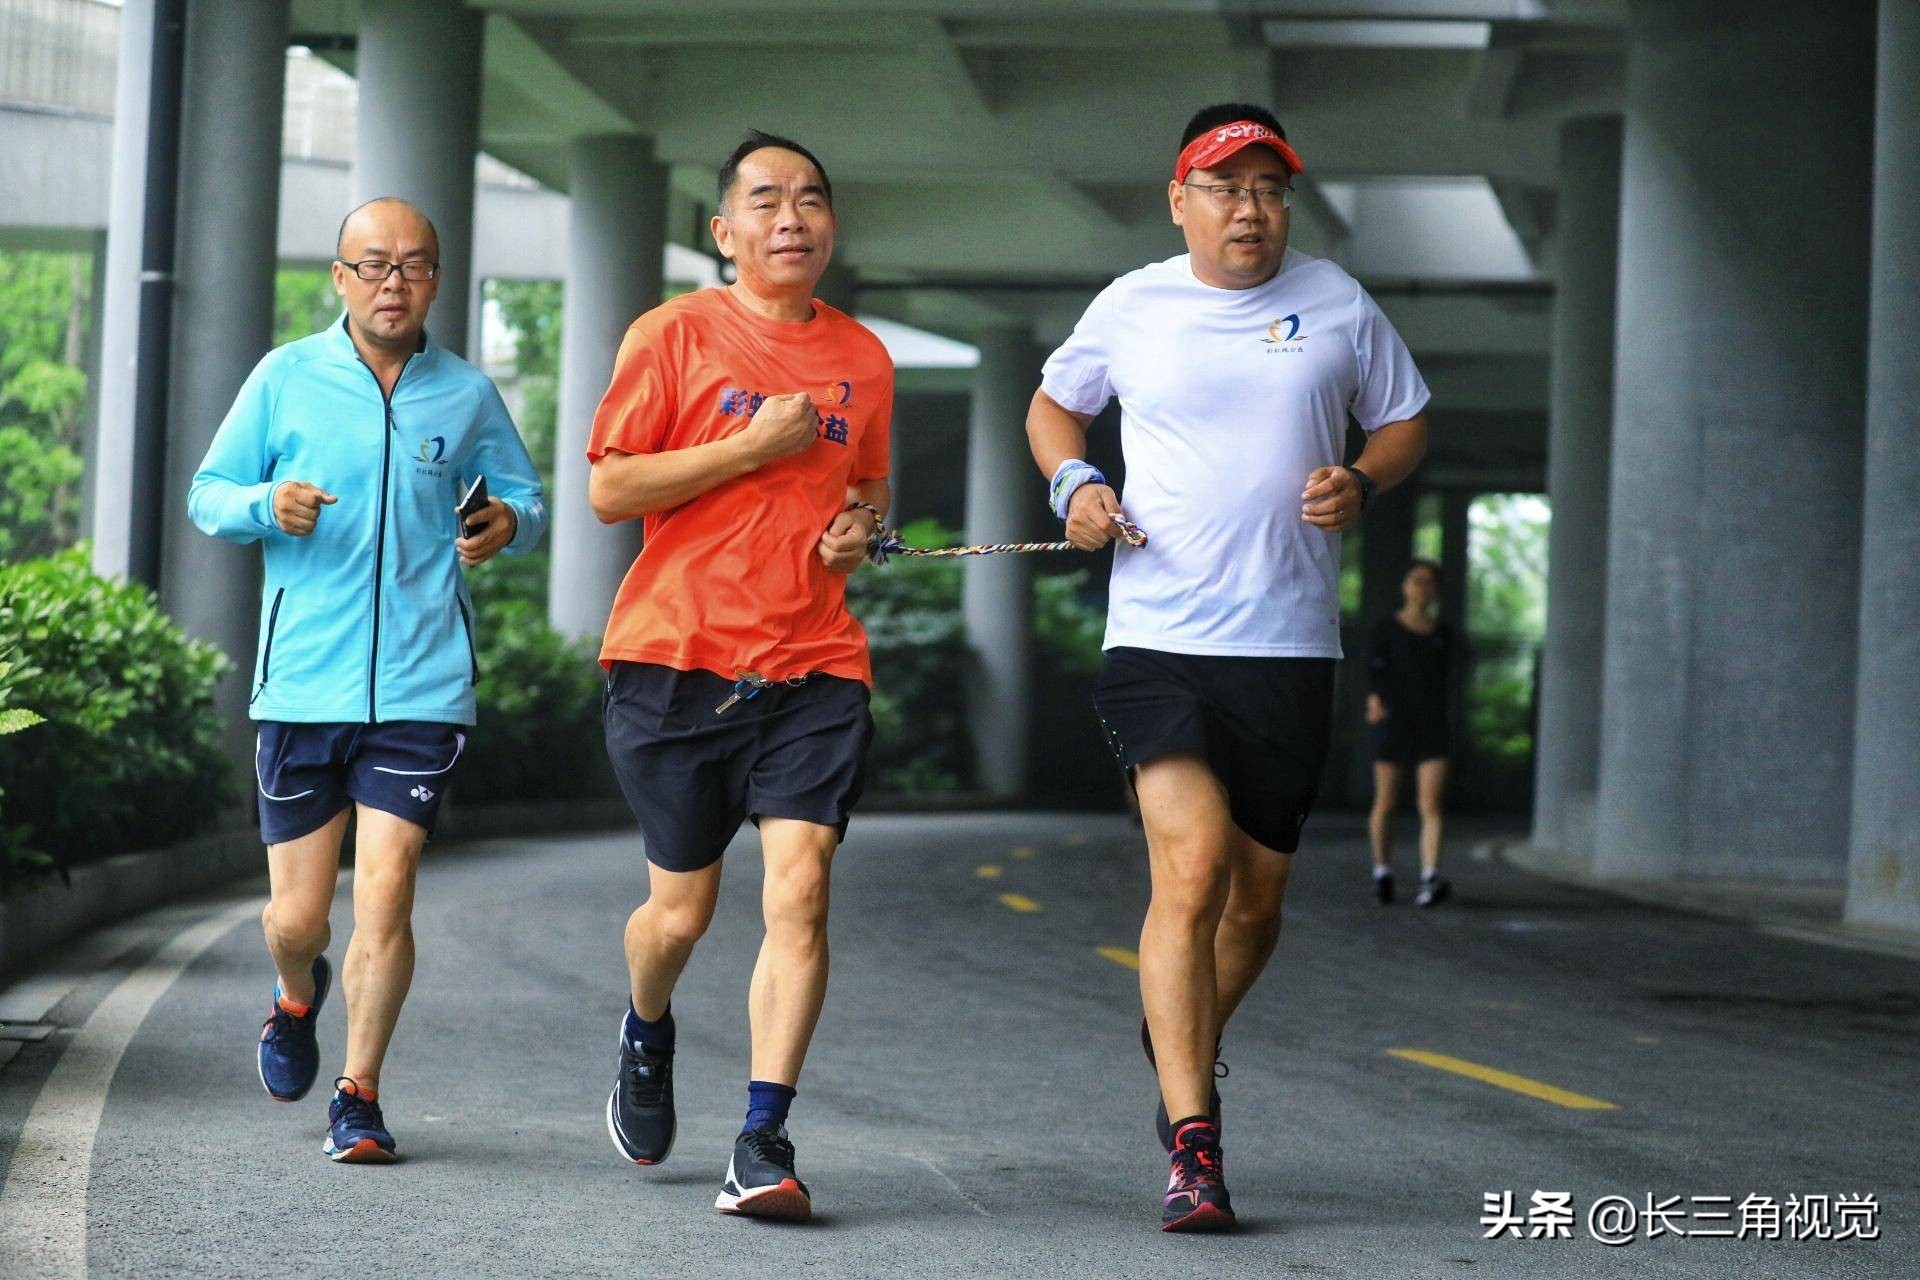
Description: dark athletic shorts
xmin=603 ymin=661 xmax=874 ymax=873
xmin=1370 ymin=710 xmax=1452 ymax=766
xmin=1093 ymin=646 xmax=1335 ymax=855
xmin=255 ymin=721 xmax=465 ymax=844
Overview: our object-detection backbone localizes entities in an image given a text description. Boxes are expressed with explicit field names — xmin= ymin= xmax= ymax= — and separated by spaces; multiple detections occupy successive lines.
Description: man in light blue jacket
xmin=189 ymin=197 xmax=546 ymax=1163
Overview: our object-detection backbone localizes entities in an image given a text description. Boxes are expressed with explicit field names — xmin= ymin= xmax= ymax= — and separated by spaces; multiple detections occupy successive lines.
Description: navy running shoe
xmin=1161 ymin=1120 xmax=1235 ymax=1232
xmin=1415 ymin=874 xmax=1452 ymax=907
xmin=715 ymin=1125 xmax=812 ymax=1221
xmin=608 ymin=1017 xmax=676 ymax=1164
xmin=258 ymin=955 xmax=331 ymax=1102
xmin=1141 ymin=1018 xmax=1225 ymax=1151
xmin=324 ymin=1078 xmax=396 ymax=1163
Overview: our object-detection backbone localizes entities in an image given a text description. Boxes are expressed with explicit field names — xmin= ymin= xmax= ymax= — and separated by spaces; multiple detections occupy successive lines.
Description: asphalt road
xmin=1 ymin=811 xmax=1914 ymax=1279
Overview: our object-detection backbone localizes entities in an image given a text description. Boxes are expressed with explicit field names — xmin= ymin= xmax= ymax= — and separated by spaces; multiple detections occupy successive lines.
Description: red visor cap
xmin=1174 ymin=121 xmax=1304 ymax=184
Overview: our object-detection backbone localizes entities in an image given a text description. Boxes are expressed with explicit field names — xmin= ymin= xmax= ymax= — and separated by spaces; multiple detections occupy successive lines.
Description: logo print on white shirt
xmin=1264 ymin=314 xmax=1305 ymax=344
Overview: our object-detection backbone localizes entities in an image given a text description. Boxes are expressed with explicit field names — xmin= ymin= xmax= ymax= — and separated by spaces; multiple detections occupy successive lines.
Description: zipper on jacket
xmin=250 ymin=586 xmax=285 ymax=705
xmin=455 ymin=596 xmax=479 ymax=686
xmin=359 ymin=352 xmax=415 ymax=723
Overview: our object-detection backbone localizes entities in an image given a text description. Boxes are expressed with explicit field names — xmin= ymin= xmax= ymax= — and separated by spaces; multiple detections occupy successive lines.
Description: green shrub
xmin=1033 ymin=567 xmax=1105 ymax=677
xmin=462 ymin=558 xmax=612 ymax=801
xmin=0 ymin=653 xmax=51 ymax=881
xmin=847 ymin=520 xmax=972 ymax=792
xmin=0 ymin=548 xmax=232 ymax=886
xmin=848 ymin=519 xmax=1111 ymax=797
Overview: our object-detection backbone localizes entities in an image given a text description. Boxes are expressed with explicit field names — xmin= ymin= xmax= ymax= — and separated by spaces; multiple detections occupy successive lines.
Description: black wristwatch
xmin=1346 ymin=465 xmax=1375 ymax=512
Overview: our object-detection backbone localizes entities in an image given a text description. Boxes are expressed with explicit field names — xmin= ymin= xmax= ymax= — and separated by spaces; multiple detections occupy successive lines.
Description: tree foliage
xmin=0 ymin=252 xmax=91 ymax=562
xmin=274 ymin=268 xmax=342 ymax=347
xmin=1464 ymin=494 xmax=1551 ymax=774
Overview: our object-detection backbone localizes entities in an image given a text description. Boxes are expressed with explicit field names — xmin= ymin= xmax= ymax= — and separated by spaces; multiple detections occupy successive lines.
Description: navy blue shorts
xmin=254 ymin=721 xmax=466 ymax=844
xmin=602 ymin=662 xmax=873 ymax=873
xmin=1093 ymin=647 xmax=1335 ymax=855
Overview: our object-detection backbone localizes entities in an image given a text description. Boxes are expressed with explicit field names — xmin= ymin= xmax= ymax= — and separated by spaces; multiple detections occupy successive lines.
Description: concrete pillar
xmin=1846 ymin=0 xmax=1920 ymax=933
xmin=78 ymin=230 xmax=109 ymax=545
xmin=353 ymin=0 xmax=481 ymax=357
xmin=1438 ymin=489 xmax=1471 ymax=637
xmin=1439 ymin=489 xmax=1473 ymax=761
xmin=1359 ymin=481 xmax=1418 ymax=628
xmin=91 ymin=0 xmax=166 ymax=581
xmin=962 ymin=329 xmax=1038 ymax=797
xmin=1531 ymin=116 xmax=1622 ymax=864
xmin=1595 ymin=0 xmax=1873 ymax=880
xmin=160 ymin=0 xmax=289 ymax=766
xmin=548 ymin=135 xmax=666 ymax=641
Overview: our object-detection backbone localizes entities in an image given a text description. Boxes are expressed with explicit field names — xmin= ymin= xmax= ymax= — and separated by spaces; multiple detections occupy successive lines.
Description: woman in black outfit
xmin=1365 ymin=559 xmax=1456 ymax=906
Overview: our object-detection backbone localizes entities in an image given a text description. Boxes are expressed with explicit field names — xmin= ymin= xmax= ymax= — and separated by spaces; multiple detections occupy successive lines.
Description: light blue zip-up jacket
xmin=188 ymin=318 xmax=548 ymax=726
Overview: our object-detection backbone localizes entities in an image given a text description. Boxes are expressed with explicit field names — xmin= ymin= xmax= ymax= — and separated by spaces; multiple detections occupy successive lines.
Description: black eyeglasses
xmin=337 ymin=258 xmax=440 ymax=282
xmin=1182 ymin=183 xmax=1292 ymax=212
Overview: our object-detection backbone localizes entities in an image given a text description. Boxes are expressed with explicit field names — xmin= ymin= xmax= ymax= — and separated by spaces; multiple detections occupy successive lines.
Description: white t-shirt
xmin=1041 ymin=249 xmax=1429 ymax=659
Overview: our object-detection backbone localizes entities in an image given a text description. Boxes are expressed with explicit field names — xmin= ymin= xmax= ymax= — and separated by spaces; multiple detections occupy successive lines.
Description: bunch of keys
xmin=715 ymin=671 xmax=771 ymax=715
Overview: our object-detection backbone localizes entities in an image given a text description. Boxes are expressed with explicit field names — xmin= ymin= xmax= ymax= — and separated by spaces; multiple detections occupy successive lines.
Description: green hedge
xmin=847 ymin=520 xmax=973 ymax=792
xmin=0 ymin=548 xmax=232 ymax=886
xmin=463 ymin=551 xmax=613 ymax=801
xmin=848 ymin=519 xmax=1114 ymax=798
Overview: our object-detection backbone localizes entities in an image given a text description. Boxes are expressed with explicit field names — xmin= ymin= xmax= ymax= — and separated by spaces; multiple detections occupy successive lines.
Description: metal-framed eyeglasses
xmin=1182 ymin=182 xmax=1293 ymax=212
xmin=336 ymin=258 xmax=441 ymax=282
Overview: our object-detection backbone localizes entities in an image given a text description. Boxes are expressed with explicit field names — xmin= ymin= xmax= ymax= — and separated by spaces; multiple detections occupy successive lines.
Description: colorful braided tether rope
xmin=866 ymin=513 xmax=1147 ymax=566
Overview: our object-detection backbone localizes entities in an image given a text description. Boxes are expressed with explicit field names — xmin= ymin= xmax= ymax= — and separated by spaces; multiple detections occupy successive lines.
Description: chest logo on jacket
xmin=1263 ymin=314 xmax=1307 ymax=354
xmin=414 ymin=435 xmax=448 ymax=479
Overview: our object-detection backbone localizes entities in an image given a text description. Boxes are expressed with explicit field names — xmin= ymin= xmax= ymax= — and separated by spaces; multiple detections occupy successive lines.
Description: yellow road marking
xmin=1011 ymin=845 xmax=1035 ymax=860
xmin=1064 ymin=833 xmax=1088 ymax=846
xmin=1632 ymin=1035 xmax=1659 ymax=1045
xmin=998 ymin=893 xmax=1041 ymax=914
xmin=975 ymin=865 xmax=1002 ymax=879
xmin=1387 ymin=1049 xmax=1618 ymax=1111
xmin=1096 ymin=946 xmax=1140 ymax=970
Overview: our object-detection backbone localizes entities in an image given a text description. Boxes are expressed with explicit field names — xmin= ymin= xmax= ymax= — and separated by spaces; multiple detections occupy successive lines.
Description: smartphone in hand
xmin=457 ymin=475 xmax=489 ymax=538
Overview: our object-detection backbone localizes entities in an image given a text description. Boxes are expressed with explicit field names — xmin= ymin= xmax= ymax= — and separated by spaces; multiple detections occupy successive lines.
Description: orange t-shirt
xmin=587 ymin=287 xmax=894 ymax=684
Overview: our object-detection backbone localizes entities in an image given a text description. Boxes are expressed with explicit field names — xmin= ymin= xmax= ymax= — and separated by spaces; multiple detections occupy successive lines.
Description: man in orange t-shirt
xmin=587 ymin=131 xmax=892 ymax=1222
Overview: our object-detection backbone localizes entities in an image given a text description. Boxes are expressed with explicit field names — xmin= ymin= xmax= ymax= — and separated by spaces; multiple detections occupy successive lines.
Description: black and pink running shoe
xmin=1161 ymin=1120 xmax=1235 ymax=1232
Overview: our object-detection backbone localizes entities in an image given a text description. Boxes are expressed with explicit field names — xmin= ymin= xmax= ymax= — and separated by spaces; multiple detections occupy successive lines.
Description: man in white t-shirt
xmin=1027 ymin=102 xmax=1430 ymax=1232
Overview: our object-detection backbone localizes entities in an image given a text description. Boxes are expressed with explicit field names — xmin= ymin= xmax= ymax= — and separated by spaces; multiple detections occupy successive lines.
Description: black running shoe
xmin=1415 ymin=875 xmax=1452 ymax=908
xmin=1373 ymin=869 xmax=1396 ymax=905
xmin=1141 ymin=1018 xmax=1224 ymax=1152
xmin=715 ymin=1125 xmax=812 ymax=1221
xmin=1161 ymin=1120 xmax=1235 ymax=1232
xmin=607 ymin=1018 xmax=675 ymax=1165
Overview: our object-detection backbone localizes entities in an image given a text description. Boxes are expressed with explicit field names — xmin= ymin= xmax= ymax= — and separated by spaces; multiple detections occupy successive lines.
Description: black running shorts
xmin=1370 ymin=709 xmax=1452 ymax=766
xmin=1093 ymin=646 xmax=1335 ymax=855
xmin=603 ymin=661 xmax=874 ymax=873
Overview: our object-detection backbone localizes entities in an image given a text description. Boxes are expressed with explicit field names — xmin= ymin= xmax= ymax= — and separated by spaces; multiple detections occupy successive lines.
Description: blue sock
xmin=744 ymin=1080 xmax=796 ymax=1133
xmin=624 ymin=1001 xmax=674 ymax=1055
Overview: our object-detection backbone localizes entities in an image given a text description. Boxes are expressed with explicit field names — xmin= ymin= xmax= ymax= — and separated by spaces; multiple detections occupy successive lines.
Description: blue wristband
xmin=1049 ymin=459 xmax=1106 ymax=522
